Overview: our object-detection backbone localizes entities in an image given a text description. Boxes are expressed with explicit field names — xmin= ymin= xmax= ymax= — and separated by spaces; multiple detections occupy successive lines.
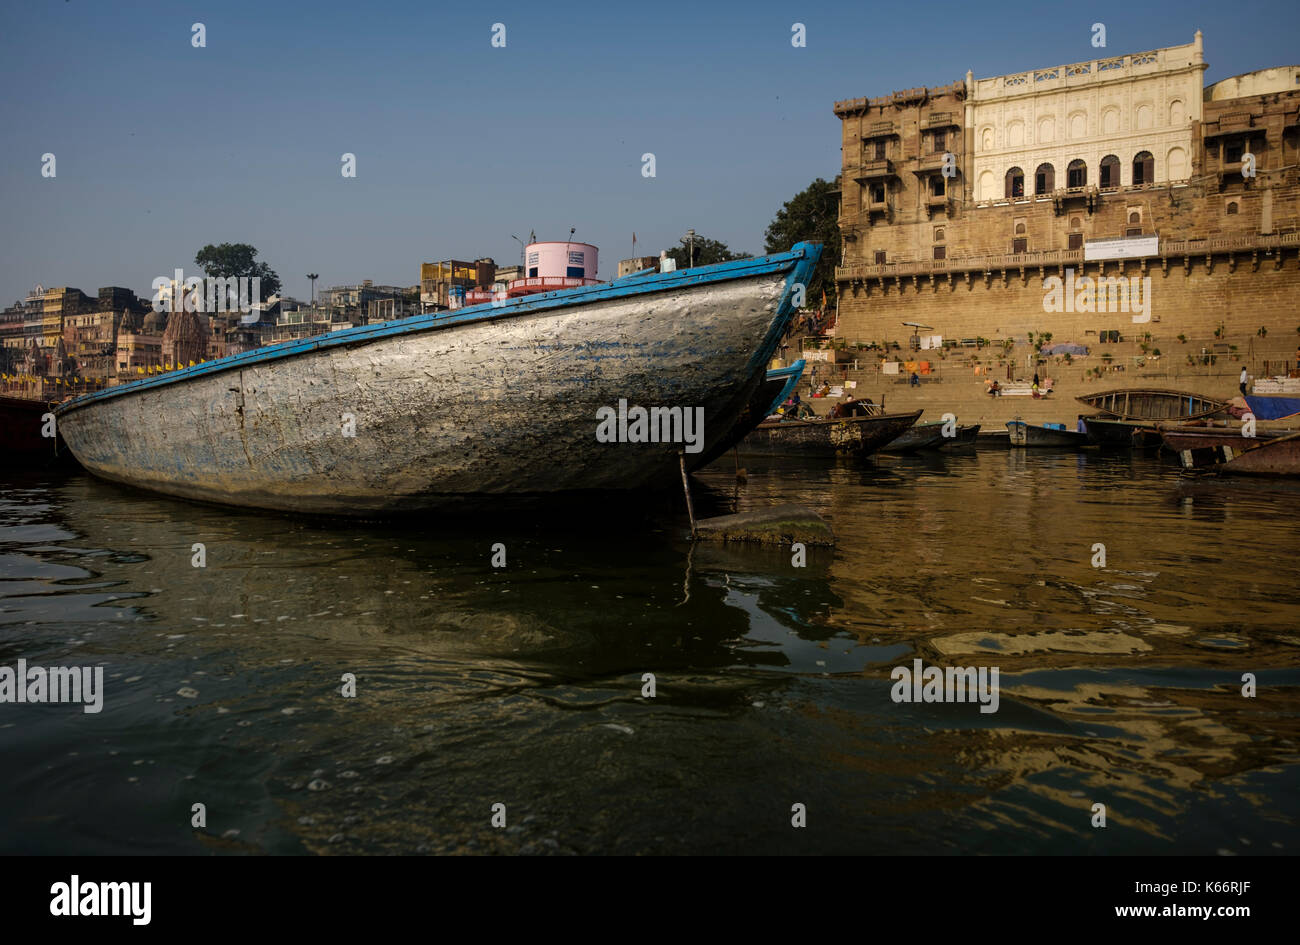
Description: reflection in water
xmin=0 ymin=452 xmax=1297 ymax=854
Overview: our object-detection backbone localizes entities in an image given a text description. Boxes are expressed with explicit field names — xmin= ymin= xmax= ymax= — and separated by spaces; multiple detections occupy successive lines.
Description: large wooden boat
xmin=1006 ymin=418 xmax=1088 ymax=448
xmin=1075 ymin=387 xmax=1225 ymax=421
xmin=54 ymin=244 xmax=821 ymax=514
xmin=739 ymin=410 xmax=922 ymax=457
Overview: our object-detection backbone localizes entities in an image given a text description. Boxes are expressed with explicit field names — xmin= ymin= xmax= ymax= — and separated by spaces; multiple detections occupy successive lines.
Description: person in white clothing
xmin=1239 ymin=366 xmax=1249 ymax=396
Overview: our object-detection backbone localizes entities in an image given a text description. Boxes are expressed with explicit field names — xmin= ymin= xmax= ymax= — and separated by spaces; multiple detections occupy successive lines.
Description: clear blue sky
xmin=1 ymin=0 xmax=1296 ymax=304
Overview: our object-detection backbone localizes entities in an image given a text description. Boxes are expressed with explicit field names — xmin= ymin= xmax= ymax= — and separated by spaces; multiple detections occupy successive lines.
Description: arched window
xmin=1226 ymin=201 xmax=1239 ymax=215
xmin=1034 ymin=163 xmax=1055 ymax=194
xmin=1099 ymin=155 xmax=1120 ymax=189
xmin=1005 ymin=167 xmax=1024 ymax=198
xmin=1067 ymin=159 xmax=1087 ymax=188
xmin=1128 ymin=211 xmax=1141 ymax=224
xmin=1132 ymin=151 xmax=1154 ymax=185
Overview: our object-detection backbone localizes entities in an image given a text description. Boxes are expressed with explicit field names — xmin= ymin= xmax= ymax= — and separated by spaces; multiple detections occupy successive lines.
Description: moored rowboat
xmin=1006 ymin=418 xmax=1088 ymax=448
xmin=740 ymin=410 xmax=922 ymax=457
xmin=55 ymin=244 xmax=821 ymax=514
xmin=1079 ymin=414 xmax=1146 ymax=448
xmin=1075 ymin=387 xmax=1225 ymax=421
xmin=877 ymin=420 xmax=979 ymax=452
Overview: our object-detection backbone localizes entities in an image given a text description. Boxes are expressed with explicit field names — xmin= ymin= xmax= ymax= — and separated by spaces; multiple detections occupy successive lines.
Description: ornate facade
xmin=832 ymin=34 xmax=1300 ymax=378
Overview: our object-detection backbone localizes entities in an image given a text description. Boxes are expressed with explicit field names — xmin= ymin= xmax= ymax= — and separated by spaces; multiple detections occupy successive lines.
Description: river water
xmin=2 ymin=450 xmax=1297 ymax=855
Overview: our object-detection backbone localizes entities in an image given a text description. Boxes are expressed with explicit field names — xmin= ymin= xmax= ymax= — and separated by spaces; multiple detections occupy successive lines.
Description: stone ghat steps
xmin=798 ymin=361 xmax=1257 ymax=427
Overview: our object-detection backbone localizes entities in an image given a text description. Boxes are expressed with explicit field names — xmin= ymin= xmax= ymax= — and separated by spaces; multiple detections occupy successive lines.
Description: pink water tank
xmin=524 ymin=241 xmax=599 ymax=281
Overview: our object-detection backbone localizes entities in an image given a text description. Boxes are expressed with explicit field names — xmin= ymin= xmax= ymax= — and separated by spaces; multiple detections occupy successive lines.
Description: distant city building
xmin=420 ymin=260 xmax=496 ymax=309
xmin=115 ymin=309 xmax=165 ymax=376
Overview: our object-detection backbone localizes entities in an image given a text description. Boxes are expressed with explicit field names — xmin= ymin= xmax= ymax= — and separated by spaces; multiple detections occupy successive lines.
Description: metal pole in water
xmin=679 ymin=451 xmax=697 ymax=536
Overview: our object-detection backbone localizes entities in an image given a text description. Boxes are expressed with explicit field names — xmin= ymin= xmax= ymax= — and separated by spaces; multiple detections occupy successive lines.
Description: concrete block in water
xmin=693 ymin=504 xmax=833 ymax=546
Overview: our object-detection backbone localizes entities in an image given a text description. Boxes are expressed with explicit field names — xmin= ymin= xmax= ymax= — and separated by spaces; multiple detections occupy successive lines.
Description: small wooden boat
xmin=1078 ymin=414 xmax=1145 ymax=448
xmin=55 ymin=244 xmax=821 ymax=514
xmin=878 ymin=420 xmax=979 ymax=452
xmin=740 ymin=410 xmax=922 ymax=457
xmin=1076 ymin=387 xmax=1225 ymax=421
xmin=938 ymin=423 xmax=980 ymax=449
xmin=1006 ymin=418 xmax=1088 ymax=448
xmin=878 ymin=421 xmax=946 ymax=453
xmin=1168 ymin=429 xmax=1300 ymax=476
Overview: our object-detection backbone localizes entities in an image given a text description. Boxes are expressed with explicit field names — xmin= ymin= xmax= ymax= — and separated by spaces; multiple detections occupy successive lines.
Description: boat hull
xmin=55 ymin=247 xmax=819 ymax=514
xmin=0 ymin=395 xmax=73 ymax=465
xmin=1007 ymin=420 xmax=1088 ymax=448
xmin=739 ymin=410 xmax=922 ymax=457
xmin=1155 ymin=423 xmax=1287 ymax=453
xmin=878 ymin=421 xmax=946 ymax=453
xmin=1166 ymin=429 xmax=1300 ymax=476
xmin=880 ymin=421 xmax=980 ymax=452
xmin=1079 ymin=415 xmax=1144 ymax=448
xmin=698 ymin=359 xmax=806 ymax=467
xmin=939 ymin=424 xmax=981 ymax=449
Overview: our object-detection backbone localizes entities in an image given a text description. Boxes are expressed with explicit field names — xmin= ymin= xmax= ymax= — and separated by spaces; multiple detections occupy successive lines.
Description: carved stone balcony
xmin=914 ymin=152 xmax=949 ymax=174
xmin=850 ymin=158 xmax=896 ymax=180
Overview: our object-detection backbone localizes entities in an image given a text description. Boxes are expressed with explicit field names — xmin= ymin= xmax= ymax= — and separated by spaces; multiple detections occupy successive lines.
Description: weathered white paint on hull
xmin=58 ymin=275 xmax=788 ymax=514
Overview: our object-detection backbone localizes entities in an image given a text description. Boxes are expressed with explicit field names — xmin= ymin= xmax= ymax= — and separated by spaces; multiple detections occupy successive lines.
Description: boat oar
xmin=678 ymin=451 xmax=697 ymax=537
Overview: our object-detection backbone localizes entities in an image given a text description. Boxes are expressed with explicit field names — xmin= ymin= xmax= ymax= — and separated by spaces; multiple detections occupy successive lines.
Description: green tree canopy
xmin=665 ymin=235 xmax=751 ymax=270
xmin=764 ymin=177 xmax=841 ymax=307
xmin=194 ymin=243 xmax=281 ymax=299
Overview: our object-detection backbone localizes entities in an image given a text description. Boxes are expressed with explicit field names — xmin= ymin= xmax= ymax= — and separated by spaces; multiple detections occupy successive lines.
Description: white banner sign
xmin=1084 ymin=235 xmax=1159 ymax=261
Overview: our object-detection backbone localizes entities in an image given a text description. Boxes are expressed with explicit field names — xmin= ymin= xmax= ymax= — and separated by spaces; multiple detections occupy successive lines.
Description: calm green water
xmin=2 ymin=451 xmax=1297 ymax=854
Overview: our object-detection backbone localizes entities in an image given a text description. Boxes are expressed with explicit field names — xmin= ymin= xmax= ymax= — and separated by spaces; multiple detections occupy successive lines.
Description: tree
xmin=665 ymin=235 xmax=750 ymax=270
xmin=764 ymin=177 xmax=842 ymax=307
xmin=193 ymin=243 xmax=281 ymax=300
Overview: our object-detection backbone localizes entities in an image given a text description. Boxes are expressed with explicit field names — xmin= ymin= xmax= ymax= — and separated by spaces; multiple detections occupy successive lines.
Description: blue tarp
xmin=1041 ymin=343 xmax=1089 ymax=355
xmin=1246 ymin=395 xmax=1300 ymax=420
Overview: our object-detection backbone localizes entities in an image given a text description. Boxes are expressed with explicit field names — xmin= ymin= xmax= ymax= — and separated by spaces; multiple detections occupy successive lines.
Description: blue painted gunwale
xmin=763 ymin=359 xmax=806 ymax=416
xmin=57 ymin=243 xmax=821 ymax=417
